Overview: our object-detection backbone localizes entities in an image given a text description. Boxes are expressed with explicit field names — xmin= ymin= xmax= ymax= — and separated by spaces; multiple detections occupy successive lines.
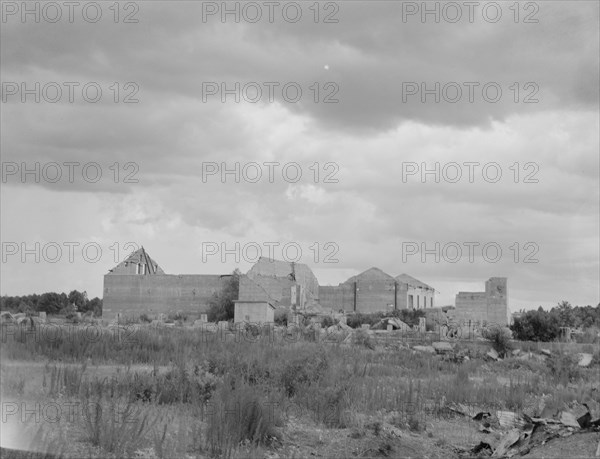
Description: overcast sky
xmin=1 ymin=1 xmax=598 ymax=310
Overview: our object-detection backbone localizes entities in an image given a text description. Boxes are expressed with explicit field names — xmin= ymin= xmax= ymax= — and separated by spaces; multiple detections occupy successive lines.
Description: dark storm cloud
xmin=2 ymin=1 xmax=598 ymax=134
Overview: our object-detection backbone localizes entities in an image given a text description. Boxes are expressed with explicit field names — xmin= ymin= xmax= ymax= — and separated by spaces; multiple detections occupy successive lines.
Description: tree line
xmin=510 ymin=301 xmax=600 ymax=341
xmin=0 ymin=290 xmax=103 ymax=316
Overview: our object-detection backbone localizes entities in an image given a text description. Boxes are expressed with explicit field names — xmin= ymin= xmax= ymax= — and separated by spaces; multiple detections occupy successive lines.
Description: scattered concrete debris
xmin=492 ymin=428 xmax=521 ymax=457
xmin=338 ymin=320 xmax=351 ymax=331
xmin=432 ymin=341 xmax=454 ymax=354
xmin=540 ymin=348 xmax=552 ymax=357
xmin=413 ymin=345 xmax=436 ymax=354
xmin=479 ymin=422 xmax=494 ymax=434
xmin=464 ymin=406 xmax=600 ymax=458
xmin=578 ymin=353 xmax=593 ymax=367
xmin=473 ymin=411 xmax=493 ymax=421
xmin=486 ymin=348 xmax=500 ymax=361
xmin=371 ymin=317 xmax=410 ymax=331
xmin=577 ymin=405 xmax=593 ymax=429
xmin=470 ymin=441 xmax=493 ymax=456
xmin=497 ymin=411 xmax=528 ymax=429
xmin=560 ymin=411 xmax=581 ymax=428
xmin=0 ymin=311 xmax=14 ymax=322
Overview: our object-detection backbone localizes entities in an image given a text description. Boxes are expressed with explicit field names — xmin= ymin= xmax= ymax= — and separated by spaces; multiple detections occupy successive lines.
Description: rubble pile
xmin=458 ymin=403 xmax=600 ymax=458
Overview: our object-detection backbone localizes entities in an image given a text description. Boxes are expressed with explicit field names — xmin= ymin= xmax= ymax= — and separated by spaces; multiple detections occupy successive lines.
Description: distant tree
xmin=551 ymin=301 xmax=578 ymax=328
xmin=511 ymin=308 xmax=561 ymax=341
xmin=38 ymin=292 xmax=65 ymax=314
xmin=61 ymin=303 xmax=77 ymax=319
xmin=88 ymin=297 xmax=103 ymax=317
xmin=68 ymin=290 xmax=88 ymax=311
xmin=17 ymin=301 xmax=34 ymax=315
xmin=1 ymin=291 xmax=102 ymax=315
xmin=207 ymin=269 xmax=240 ymax=322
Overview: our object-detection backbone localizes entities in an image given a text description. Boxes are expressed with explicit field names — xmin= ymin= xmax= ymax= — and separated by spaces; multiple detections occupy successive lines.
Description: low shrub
xmin=352 ymin=329 xmax=376 ymax=350
xmin=547 ymin=353 xmax=582 ymax=383
xmin=300 ymin=383 xmax=352 ymax=428
xmin=279 ymin=350 xmax=329 ymax=397
xmin=483 ymin=325 xmax=513 ymax=358
xmin=139 ymin=313 xmax=152 ymax=323
xmin=274 ymin=310 xmax=288 ymax=326
xmin=167 ymin=312 xmax=188 ymax=322
xmin=320 ymin=315 xmax=335 ymax=328
xmin=131 ymin=364 xmax=218 ymax=404
xmin=45 ymin=363 xmax=86 ymax=397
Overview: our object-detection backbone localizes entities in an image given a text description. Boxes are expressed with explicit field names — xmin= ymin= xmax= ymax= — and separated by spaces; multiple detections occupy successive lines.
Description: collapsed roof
xmin=107 ymin=247 xmax=165 ymax=275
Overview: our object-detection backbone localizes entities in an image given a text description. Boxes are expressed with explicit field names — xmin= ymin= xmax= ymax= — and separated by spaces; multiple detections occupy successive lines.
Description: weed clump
xmin=279 ymin=351 xmax=329 ymax=397
xmin=131 ymin=364 xmax=218 ymax=404
xmin=206 ymin=376 xmax=281 ymax=455
xmin=82 ymin=397 xmax=156 ymax=456
xmin=483 ymin=325 xmax=513 ymax=358
xmin=547 ymin=353 xmax=582 ymax=384
xmin=352 ymin=329 xmax=376 ymax=350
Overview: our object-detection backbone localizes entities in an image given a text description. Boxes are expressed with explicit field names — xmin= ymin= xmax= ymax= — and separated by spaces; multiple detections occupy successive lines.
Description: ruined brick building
xmin=102 ymin=248 xmax=438 ymax=321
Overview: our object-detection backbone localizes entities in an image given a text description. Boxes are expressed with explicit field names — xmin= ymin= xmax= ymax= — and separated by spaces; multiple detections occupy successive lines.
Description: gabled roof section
xmin=395 ymin=273 xmax=434 ymax=290
xmin=247 ymin=257 xmax=320 ymax=299
xmin=107 ymin=247 xmax=165 ymax=275
xmin=343 ymin=267 xmax=395 ymax=284
xmin=248 ymin=257 xmax=299 ymax=279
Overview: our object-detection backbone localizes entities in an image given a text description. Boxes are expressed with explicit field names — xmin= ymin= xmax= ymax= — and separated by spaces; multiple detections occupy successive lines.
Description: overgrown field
xmin=1 ymin=324 xmax=599 ymax=458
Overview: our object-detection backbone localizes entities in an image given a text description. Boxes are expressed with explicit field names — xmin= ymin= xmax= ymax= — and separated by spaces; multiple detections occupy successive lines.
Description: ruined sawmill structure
xmin=102 ymin=247 xmax=509 ymax=325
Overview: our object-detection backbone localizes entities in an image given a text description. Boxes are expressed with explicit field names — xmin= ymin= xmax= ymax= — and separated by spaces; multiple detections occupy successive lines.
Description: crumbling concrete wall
xmin=247 ymin=257 xmax=319 ymax=300
xmin=103 ymin=251 xmax=436 ymax=320
xmin=238 ymin=275 xmax=270 ymax=302
xmin=454 ymin=277 xmax=509 ymax=326
xmin=234 ymin=301 xmax=275 ymax=323
xmin=319 ymin=284 xmax=355 ymax=312
xmin=102 ymin=274 xmax=228 ymax=320
xmin=318 ymin=269 xmax=435 ymax=313
xmin=355 ymin=279 xmax=397 ymax=313
xmin=398 ymin=284 xmax=435 ymax=310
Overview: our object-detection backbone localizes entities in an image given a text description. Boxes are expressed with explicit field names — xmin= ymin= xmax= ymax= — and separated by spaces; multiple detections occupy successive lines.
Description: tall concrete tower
xmin=485 ymin=277 xmax=509 ymax=326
